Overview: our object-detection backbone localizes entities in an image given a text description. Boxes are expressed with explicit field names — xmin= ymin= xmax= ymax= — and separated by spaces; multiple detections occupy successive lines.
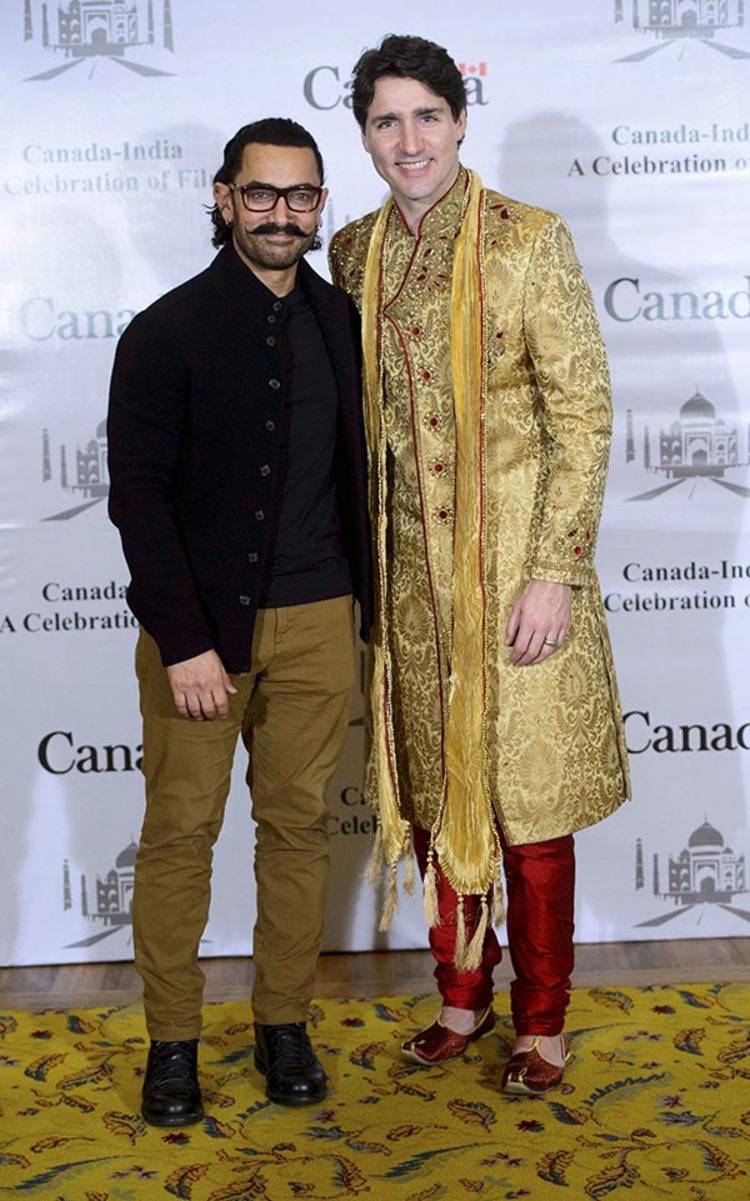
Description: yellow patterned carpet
xmin=1 ymin=983 xmax=749 ymax=1200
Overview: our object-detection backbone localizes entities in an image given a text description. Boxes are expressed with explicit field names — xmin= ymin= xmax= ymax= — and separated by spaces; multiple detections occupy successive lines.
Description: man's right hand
xmin=166 ymin=650 xmax=238 ymax=720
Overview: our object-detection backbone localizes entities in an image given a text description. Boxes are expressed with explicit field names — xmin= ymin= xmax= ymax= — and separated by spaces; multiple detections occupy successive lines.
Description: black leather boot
xmin=254 ymin=1021 xmax=328 ymax=1106
xmin=141 ymin=1039 xmax=204 ymax=1127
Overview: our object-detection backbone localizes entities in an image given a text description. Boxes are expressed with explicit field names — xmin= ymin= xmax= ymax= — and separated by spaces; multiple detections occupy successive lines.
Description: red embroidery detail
xmin=416 ymin=272 xmax=427 ymax=282
xmin=425 ymin=413 xmax=441 ymax=430
xmin=574 ymin=546 xmax=583 ymax=556
xmin=435 ymin=506 xmax=453 ymax=524
xmin=496 ymin=331 xmax=504 ymax=340
xmin=500 ymin=207 xmax=509 ymax=219
xmin=431 ymin=461 xmax=445 ymax=476
xmin=422 ymin=370 xmax=432 ymax=381
xmin=411 ymin=325 xmax=421 ymax=336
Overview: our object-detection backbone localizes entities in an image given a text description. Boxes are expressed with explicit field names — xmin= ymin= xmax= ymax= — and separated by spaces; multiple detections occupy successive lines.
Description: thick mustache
xmin=251 ymin=222 xmax=307 ymax=238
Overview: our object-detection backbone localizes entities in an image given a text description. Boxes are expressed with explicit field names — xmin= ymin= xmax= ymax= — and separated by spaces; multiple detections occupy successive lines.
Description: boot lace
xmin=149 ymin=1040 xmax=197 ymax=1089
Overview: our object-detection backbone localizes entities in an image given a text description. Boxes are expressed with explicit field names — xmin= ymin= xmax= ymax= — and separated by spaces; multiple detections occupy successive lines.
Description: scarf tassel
xmin=454 ymin=896 xmax=467 ymax=969
xmin=423 ymin=844 xmax=441 ymax=929
xmin=365 ymin=824 xmax=385 ymax=887
xmin=492 ymin=859 xmax=506 ymax=927
xmin=403 ymin=832 xmax=417 ymax=896
xmin=379 ymin=863 xmax=400 ymax=932
xmin=455 ymin=895 xmax=490 ymax=974
xmin=373 ymin=834 xmax=499 ymax=960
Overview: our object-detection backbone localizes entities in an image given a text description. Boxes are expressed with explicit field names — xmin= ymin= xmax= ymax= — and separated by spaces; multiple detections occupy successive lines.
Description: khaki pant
xmin=133 ymin=595 xmax=355 ymax=1040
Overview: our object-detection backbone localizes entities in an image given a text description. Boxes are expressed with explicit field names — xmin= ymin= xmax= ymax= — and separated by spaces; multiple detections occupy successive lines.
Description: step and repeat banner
xmin=1 ymin=1 xmax=749 ymax=965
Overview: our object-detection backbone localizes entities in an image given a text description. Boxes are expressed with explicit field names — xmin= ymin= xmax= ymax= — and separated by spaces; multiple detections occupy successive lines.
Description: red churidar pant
xmin=412 ymin=825 xmax=575 ymax=1035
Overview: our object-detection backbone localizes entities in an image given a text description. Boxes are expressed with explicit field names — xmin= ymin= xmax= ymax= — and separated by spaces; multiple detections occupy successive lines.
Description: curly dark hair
xmin=208 ymin=118 xmax=325 ymax=249
xmin=351 ymin=34 xmax=466 ymax=132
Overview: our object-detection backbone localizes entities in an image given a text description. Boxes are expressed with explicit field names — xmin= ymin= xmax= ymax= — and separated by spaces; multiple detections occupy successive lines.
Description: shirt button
xmin=259 ymin=464 xmax=271 ymax=477
xmin=255 ymin=509 xmax=265 ymax=522
xmin=265 ymin=419 xmax=276 ymax=432
xmin=272 ymin=300 xmax=282 ymax=312
xmin=239 ymin=594 xmax=251 ymax=605
xmin=269 ymin=378 xmax=281 ymax=390
xmin=267 ymin=314 xmax=276 ymax=324
xmin=248 ymin=553 xmax=259 ymax=564
xmin=266 ymin=335 xmax=276 ymax=347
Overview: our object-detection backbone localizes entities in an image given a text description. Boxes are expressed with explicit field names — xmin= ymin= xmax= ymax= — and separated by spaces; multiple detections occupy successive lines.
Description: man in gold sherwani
xmin=329 ymin=35 xmax=630 ymax=1095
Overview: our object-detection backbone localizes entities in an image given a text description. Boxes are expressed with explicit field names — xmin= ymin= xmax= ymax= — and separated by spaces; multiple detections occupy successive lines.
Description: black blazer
xmin=107 ymin=244 xmax=372 ymax=672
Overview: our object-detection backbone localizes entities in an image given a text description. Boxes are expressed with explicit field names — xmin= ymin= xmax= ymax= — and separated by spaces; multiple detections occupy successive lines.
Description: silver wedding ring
xmin=543 ymin=637 xmax=558 ymax=647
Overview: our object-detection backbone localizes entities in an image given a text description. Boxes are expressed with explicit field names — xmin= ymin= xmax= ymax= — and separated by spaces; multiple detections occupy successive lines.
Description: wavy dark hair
xmin=351 ymin=34 xmax=466 ymax=132
xmin=208 ymin=118 xmax=325 ymax=249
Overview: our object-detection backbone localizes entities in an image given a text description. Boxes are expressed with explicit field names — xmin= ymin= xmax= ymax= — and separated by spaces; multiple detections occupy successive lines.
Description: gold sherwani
xmin=330 ymin=168 xmax=630 ymax=887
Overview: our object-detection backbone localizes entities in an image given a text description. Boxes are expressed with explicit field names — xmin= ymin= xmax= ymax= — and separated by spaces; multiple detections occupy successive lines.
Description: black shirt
xmin=259 ymin=284 xmax=352 ymax=607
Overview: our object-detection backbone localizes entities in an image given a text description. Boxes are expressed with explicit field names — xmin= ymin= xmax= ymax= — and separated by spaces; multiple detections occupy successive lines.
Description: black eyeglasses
xmin=229 ymin=182 xmax=323 ymax=213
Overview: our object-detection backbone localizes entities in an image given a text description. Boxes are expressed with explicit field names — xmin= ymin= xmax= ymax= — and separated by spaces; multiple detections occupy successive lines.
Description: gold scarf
xmin=362 ymin=170 xmax=502 ymax=968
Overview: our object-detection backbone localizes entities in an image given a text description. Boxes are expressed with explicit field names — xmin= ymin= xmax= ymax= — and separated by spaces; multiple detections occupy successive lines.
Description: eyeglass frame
xmin=228 ymin=181 xmax=324 ymax=213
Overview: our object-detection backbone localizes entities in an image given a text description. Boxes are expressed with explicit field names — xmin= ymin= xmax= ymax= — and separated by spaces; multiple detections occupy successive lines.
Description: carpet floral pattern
xmin=1 ymin=983 xmax=749 ymax=1199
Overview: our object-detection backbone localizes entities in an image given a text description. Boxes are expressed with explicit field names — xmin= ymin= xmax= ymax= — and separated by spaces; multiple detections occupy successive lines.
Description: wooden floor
xmin=1 ymin=938 xmax=749 ymax=1011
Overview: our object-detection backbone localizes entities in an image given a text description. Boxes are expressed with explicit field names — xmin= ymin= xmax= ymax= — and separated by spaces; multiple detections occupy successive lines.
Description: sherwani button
xmin=239 ymin=595 xmax=251 ymax=605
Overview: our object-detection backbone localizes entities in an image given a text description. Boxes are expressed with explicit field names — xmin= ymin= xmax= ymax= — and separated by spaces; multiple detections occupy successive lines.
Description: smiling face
xmin=361 ymin=75 xmax=466 ymax=222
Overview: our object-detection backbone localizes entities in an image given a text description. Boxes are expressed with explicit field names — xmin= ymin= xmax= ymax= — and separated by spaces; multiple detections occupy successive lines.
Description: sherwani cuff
xmin=528 ymin=562 xmax=593 ymax=589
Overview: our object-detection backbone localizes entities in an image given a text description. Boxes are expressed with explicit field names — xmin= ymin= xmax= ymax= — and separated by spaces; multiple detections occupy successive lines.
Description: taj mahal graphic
xmin=624 ymin=387 xmax=750 ymax=502
xmin=614 ymin=1 xmax=750 ymax=59
xmin=62 ymin=840 xmax=212 ymax=951
xmin=23 ymin=0 xmax=176 ymax=80
xmin=634 ymin=820 xmax=750 ymax=928
xmin=41 ymin=418 xmax=109 ymax=521
xmin=63 ymin=840 xmax=135 ymax=948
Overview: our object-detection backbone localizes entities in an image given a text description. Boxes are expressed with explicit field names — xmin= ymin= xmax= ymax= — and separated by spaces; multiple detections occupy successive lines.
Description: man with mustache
xmin=330 ymin=36 xmax=630 ymax=1095
xmin=108 ymin=119 xmax=371 ymax=1125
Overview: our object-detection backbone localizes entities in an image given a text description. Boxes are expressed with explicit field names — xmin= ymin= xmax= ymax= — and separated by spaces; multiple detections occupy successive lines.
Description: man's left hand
xmin=506 ymin=580 xmax=571 ymax=667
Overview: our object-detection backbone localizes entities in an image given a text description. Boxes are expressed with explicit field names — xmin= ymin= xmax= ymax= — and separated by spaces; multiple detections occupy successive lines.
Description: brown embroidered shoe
xmin=401 ymin=1005 xmax=496 ymax=1065
xmin=502 ymin=1035 xmax=572 ymax=1096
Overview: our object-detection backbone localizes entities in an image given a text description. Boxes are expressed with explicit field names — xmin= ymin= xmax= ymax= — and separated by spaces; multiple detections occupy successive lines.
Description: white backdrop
xmin=1 ymin=1 xmax=749 ymax=966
